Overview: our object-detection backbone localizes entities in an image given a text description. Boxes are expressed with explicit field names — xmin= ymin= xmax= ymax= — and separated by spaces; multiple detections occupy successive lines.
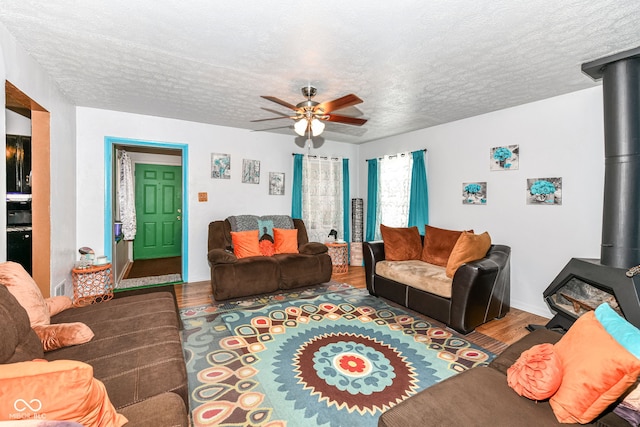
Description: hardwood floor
xmin=174 ymin=266 xmax=549 ymax=345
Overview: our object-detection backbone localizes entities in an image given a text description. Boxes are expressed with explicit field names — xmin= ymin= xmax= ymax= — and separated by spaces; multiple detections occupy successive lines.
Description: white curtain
xmin=302 ymin=155 xmax=343 ymax=243
xmin=118 ymin=150 xmax=137 ymax=240
xmin=375 ymin=152 xmax=412 ymax=240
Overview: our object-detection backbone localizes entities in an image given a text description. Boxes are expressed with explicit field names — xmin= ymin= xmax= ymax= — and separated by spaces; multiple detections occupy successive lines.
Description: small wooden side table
xmin=326 ymin=242 xmax=349 ymax=275
xmin=72 ymin=263 xmax=114 ymax=307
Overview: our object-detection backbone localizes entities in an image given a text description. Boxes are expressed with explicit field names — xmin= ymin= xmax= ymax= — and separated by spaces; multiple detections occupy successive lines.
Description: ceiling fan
xmin=251 ymin=86 xmax=367 ymax=137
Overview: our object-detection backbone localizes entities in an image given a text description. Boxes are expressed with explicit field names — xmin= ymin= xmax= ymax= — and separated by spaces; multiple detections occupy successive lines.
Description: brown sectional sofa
xmin=0 ymin=284 xmax=189 ymax=426
xmin=364 ymin=241 xmax=511 ymax=334
xmin=378 ymin=328 xmax=628 ymax=426
xmin=207 ymin=217 xmax=332 ymax=300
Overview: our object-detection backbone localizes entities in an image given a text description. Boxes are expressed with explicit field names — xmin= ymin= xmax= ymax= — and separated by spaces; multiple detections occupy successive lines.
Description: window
xmin=375 ymin=153 xmax=412 ymax=239
xmin=292 ymin=155 xmax=350 ymax=244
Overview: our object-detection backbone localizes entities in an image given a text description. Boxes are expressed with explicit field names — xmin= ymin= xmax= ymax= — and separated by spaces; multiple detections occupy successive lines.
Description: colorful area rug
xmin=181 ymin=283 xmax=497 ymax=427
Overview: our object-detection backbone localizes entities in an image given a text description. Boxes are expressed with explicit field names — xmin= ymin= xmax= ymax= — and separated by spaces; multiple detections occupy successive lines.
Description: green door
xmin=133 ymin=164 xmax=182 ymax=260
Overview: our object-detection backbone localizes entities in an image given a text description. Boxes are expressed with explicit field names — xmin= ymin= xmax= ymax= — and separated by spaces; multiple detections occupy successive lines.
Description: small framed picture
xmin=462 ymin=182 xmax=487 ymax=205
xmin=211 ymin=153 xmax=230 ymax=179
xmin=242 ymin=159 xmax=260 ymax=184
xmin=269 ymin=172 xmax=285 ymax=195
xmin=491 ymin=145 xmax=519 ymax=171
xmin=527 ymin=177 xmax=562 ymax=205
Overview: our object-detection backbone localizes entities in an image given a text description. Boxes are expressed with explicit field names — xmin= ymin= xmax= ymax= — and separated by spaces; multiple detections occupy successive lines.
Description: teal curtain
xmin=365 ymin=158 xmax=378 ymax=241
xmin=291 ymin=154 xmax=303 ymax=218
xmin=342 ymin=158 xmax=350 ymax=244
xmin=408 ymin=150 xmax=429 ymax=231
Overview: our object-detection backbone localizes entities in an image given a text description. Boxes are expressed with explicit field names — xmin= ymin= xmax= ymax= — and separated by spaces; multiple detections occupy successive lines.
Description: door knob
xmin=177 ymin=216 xmax=181 ymax=220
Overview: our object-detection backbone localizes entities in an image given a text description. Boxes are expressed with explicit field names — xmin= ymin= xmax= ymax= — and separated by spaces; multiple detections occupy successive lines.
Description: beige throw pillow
xmin=0 ymin=261 xmax=50 ymax=326
xmin=445 ymin=231 xmax=492 ymax=278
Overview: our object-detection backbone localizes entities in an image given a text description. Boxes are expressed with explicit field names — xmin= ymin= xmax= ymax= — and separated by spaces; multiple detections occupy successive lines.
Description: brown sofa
xmin=207 ymin=217 xmax=332 ymax=300
xmin=363 ymin=241 xmax=511 ymax=334
xmin=0 ymin=284 xmax=189 ymax=426
xmin=378 ymin=328 xmax=628 ymax=426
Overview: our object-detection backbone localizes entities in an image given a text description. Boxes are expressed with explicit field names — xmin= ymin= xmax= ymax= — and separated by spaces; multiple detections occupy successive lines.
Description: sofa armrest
xmin=449 ymin=244 xmax=511 ymax=334
xmin=363 ymin=241 xmax=385 ymax=294
xmin=208 ymin=248 xmax=237 ymax=264
xmin=299 ymin=242 xmax=328 ymax=255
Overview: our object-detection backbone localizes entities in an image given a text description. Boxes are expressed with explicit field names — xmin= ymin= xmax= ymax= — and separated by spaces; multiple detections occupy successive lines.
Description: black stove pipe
xmin=583 ymin=48 xmax=640 ymax=269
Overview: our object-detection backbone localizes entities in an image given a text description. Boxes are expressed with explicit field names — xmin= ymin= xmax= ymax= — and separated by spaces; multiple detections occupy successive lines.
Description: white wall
xmin=5 ymin=109 xmax=31 ymax=136
xmin=75 ymin=107 xmax=359 ymax=283
xmin=358 ymin=87 xmax=605 ymax=317
xmin=0 ymin=24 xmax=77 ymax=295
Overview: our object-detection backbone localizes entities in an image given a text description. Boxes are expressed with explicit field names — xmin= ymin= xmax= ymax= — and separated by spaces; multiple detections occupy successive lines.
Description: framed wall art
xmin=527 ymin=177 xmax=562 ymax=205
xmin=242 ymin=159 xmax=260 ymax=184
xmin=269 ymin=172 xmax=285 ymax=195
xmin=211 ymin=153 xmax=230 ymax=179
xmin=491 ymin=145 xmax=519 ymax=171
xmin=462 ymin=182 xmax=487 ymax=205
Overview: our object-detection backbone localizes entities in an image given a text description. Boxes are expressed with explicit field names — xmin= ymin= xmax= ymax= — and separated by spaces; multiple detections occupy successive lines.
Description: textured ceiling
xmin=0 ymin=1 xmax=638 ymax=144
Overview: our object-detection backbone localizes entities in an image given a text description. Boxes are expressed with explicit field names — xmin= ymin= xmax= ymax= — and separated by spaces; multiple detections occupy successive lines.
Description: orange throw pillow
xmin=380 ymin=225 xmax=422 ymax=261
xmin=0 ymin=261 xmax=50 ymax=327
xmin=550 ymin=311 xmax=640 ymax=424
xmin=0 ymin=359 xmax=127 ymax=426
xmin=421 ymin=225 xmax=467 ymax=267
xmin=507 ymin=343 xmax=563 ymax=400
xmin=46 ymin=295 xmax=74 ymax=316
xmin=445 ymin=231 xmax=491 ymax=278
xmin=274 ymin=228 xmax=299 ymax=254
xmin=33 ymin=322 xmax=95 ymax=352
xmin=230 ymin=230 xmax=262 ymax=258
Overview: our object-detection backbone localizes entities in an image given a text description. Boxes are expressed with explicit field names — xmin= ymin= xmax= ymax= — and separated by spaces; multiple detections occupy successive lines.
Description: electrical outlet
xmin=54 ymin=281 xmax=65 ymax=296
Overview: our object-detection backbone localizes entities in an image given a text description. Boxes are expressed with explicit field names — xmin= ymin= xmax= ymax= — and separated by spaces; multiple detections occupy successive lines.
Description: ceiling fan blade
xmin=252 ymin=125 xmax=293 ymax=132
xmin=324 ymin=114 xmax=367 ymax=126
xmin=251 ymin=116 xmax=296 ymax=123
xmin=261 ymin=96 xmax=299 ymax=111
xmin=316 ymin=94 xmax=363 ymax=113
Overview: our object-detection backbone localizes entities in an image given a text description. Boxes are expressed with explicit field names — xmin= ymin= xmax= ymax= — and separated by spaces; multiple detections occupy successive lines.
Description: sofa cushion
xmin=276 ymin=253 xmax=332 ymax=289
xmin=230 ymin=230 xmax=262 ymax=258
xmin=445 ymin=231 xmax=492 ymax=278
xmin=379 ymin=366 xmax=562 ymax=427
xmin=0 ymin=284 xmax=44 ymax=363
xmin=421 ymin=225 xmax=465 ymax=267
xmin=380 ymin=225 xmax=422 ymax=261
xmin=117 ymin=392 xmax=188 ymax=427
xmin=211 ymin=258 xmax=281 ymax=300
xmin=376 ymin=260 xmax=453 ymax=298
xmin=45 ymin=292 xmax=188 ymax=411
xmin=0 ymin=261 xmax=50 ymax=326
xmin=0 ymin=359 xmax=127 ymax=426
xmin=550 ymin=310 xmax=640 ymax=424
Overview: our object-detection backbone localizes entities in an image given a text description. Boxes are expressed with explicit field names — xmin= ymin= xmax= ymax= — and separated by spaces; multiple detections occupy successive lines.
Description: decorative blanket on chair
xmin=181 ymin=284 xmax=495 ymax=427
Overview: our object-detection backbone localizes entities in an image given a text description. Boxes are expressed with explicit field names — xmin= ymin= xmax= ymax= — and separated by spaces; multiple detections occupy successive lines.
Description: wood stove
xmin=542 ymin=47 xmax=640 ymax=331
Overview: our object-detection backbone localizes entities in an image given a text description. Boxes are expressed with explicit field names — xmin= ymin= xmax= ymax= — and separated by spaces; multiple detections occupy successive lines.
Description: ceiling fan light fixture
xmin=294 ymin=118 xmax=308 ymax=136
xmin=311 ymin=118 xmax=325 ymax=136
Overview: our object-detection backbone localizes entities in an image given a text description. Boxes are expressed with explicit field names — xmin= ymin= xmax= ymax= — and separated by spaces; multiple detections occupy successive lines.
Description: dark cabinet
xmin=6 ymin=135 xmax=31 ymax=194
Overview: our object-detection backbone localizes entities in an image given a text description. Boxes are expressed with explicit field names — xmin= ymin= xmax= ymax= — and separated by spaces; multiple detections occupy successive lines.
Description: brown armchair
xmin=363 ymin=241 xmax=511 ymax=334
xmin=207 ymin=217 xmax=332 ymax=301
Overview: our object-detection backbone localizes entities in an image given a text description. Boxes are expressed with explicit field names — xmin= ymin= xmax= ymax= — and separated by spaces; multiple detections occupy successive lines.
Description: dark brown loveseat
xmin=207 ymin=216 xmax=332 ymax=300
xmin=378 ymin=328 xmax=628 ymax=426
xmin=364 ymin=241 xmax=511 ymax=334
xmin=0 ymin=284 xmax=189 ymax=426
